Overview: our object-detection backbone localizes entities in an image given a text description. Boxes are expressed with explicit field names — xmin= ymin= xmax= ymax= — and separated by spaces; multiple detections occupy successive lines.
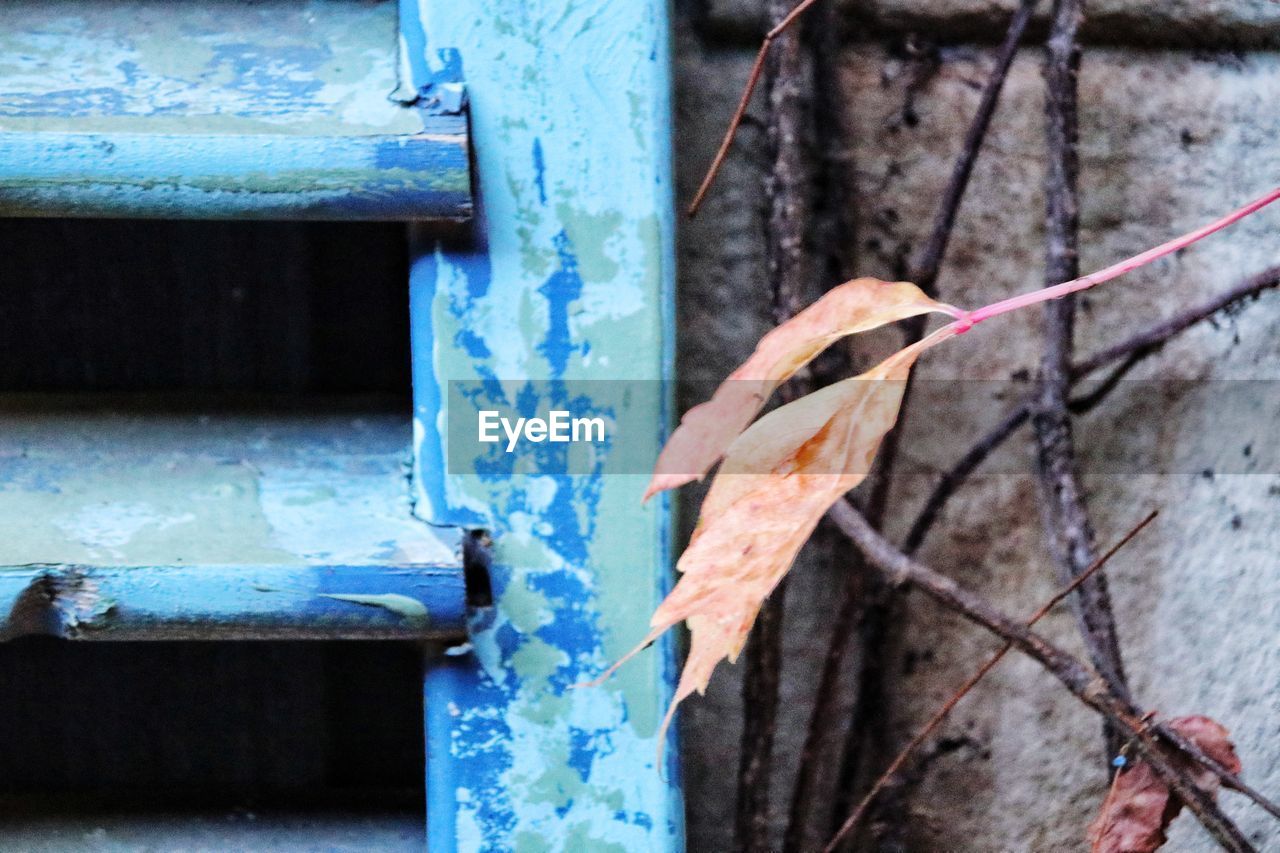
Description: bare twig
xmin=1128 ymin=725 xmax=1257 ymax=853
xmin=903 ymin=403 xmax=1031 ymax=554
xmin=735 ymin=3 xmax=817 ymax=849
xmin=1071 ymin=264 xmax=1280 ymax=377
xmin=904 ymin=263 xmax=1280 ymax=552
xmin=687 ymin=0 xmax=821 ymax=217
xmin=836 ymin=511 xmax=1157 ymax=844
xmin=911 ymin=0 xmax=1040 ymax=294
xmin=736 ymin=593 xmax=787 ymax=852
xmin=808 ymin=5 xmax=1041 ymax=844
xmin=1154 ymin=721 xmax=1280 ymax=823
xmin=825 ymin=499 xmax=1256 ymax=853
xmin=1067 ymin=352 xmax=1143 ymax=414
xmin=780 ymin=3 xmax=863 ymax=848
xmin=1037 ymin=1 xmax=1131 ymax=762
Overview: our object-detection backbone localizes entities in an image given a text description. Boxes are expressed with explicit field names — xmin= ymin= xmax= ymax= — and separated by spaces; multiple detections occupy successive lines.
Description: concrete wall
xmin=675 ymin=2 xmax=1280 ymax=850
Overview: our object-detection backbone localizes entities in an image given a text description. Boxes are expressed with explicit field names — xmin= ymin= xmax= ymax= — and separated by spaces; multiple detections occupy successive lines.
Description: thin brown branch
xmin=1067 ymin=351 xmax=1143 ymax=414
xmin=769 ymin=0 xmax=823 ymax=37
xmin=686 ymin=41 xmax=767 ymax=219
xmin=1155 ymin=721 xmax=1280 ymax=823
xmin=1128 ymin=725 xmax=1257 ymax=853
xmin=911 ymin=0 xmax=1039 ymax=294
xmin=835 ymin=511 xmax=1157 ymax=845
xmin=686 ymin=0 xmax=822 ymax=217
xmin=734 ymin=2 xmax=817 ymax=849
xmin=903 ymin=403 xmax=1030 ymax=554
xmin=736 ymin=593 xmax=787 ymax=852
xmin=780 ymin=3 xmax=862 ymax=848
xmin=1037 ymin=0 xmax=1130 ymax=762
xmin=825 ymin=499 xmax=1256 ymax=853
xmin=810 ymin=7 xmax=1040 ymax=843
xmin=903 ymin=262 xmax=1280 ymax=553
xmin=1071 ymin=264 xmax=1280 ymax=377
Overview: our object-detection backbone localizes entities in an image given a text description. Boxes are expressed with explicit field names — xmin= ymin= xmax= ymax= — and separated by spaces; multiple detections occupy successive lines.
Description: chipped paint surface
xmin=320 ymin=592 xmax=432 ymax=627
xmin=0 ymin=0 xmax=414 ymax=135
xmin=0 ymin=398 xmax=459 ymax=567
xmin=0 ymin=397 xmax=467 ymax=639
xmin=0 ymin=564 xmax=465 ymax=640
xmin=0 ymin=127 xmax=470 ymax=221
xmin=0 ymin=0 xmax=470 ymax=220
xmin=410 ymin=1 xmax=681 ymax=849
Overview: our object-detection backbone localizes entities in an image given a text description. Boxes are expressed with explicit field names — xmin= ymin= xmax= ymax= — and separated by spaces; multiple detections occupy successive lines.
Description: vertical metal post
xmin=407 ymin=1 xmax=681 ymax=849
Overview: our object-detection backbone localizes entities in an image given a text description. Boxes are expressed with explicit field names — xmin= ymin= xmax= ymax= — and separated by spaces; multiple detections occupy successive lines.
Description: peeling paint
xmin=320 ymin=592 xmax=431 ymax=628
xmin=0 ymin=401 xmax=459 ymax=567
xmin=0 ymin=1 xmax=471 ymax=221
xmin=0 ymin=129 xmax=470 ymax=221
xmin=0 ymin=0 xmax=416 ymax=136
xmin=555 ymin=204 xmax=623 ymax=284
xmin=48 ymin=573 xmax=117 ymax=635
xmin=0 ymin=565 xmax=465 ymax=641
xmin=412 ymin=1 xmax=682 ymax=849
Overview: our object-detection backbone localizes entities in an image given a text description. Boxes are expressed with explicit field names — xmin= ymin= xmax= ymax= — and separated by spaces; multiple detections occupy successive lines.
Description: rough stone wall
xmin=675 ymin=3 xmax=1280 ymax=851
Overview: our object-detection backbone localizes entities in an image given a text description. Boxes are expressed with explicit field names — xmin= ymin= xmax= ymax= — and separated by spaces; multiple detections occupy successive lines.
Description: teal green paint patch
xmin=627 ymin=91 xmax=648 ymax=150
xmin=281 ymin=486 xmax=338 ymax=507
xmin=514 ymin=691 xmax=571 ymax=726
xmin=510 ymin=635 xmax=567 ymax=682
xmin=526 ymin=763 xmax=586 ymax=811
xmin=320 ymin=593 xmax=431 ymax=627
xmin=564 ymin=822 xmax=630 ymax=853
xmin=556 ymin=203 xmax=623 ymax=283
xmin=0 ymin=399 xmax=458 ymax=568
xmin=499 ymin=581 xmax=554 ymax=633
xmin=514 ymin=830 xmax=550 ymax=853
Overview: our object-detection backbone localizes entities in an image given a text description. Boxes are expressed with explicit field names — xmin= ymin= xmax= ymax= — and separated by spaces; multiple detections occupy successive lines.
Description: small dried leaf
xmin=1088 ymin=716 xmax=1242 ymax=853
xmin=600 ymin=335 xmax=950 ymax=754
xmin=1167 ymin=715 xmax=1241 ymax=792
xmin=1089 ymin=761 xmax=1172 ymax=853
xmin=643 ymin=278 xmax=952 ymax=500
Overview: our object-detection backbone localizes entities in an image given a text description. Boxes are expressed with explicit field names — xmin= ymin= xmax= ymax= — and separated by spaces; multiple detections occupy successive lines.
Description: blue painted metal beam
xmin=0 ymin=0 xmax=471 ymax=221
xmin=0 ymin=563 xmax=466 ymax=641
xmin=0 ymin=122 xmax=470 ymax=221
xmin=408 ymin=0 xmax=683 ymax=849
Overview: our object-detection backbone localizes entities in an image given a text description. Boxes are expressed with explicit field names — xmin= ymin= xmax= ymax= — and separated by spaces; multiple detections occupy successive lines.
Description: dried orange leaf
xmin=1088 ymin=716 xmax=1242 ymax=853
xmin=600 ymin=333 xmax=952 ymax=754
xmin=696 ymin=333 xmax=941 ymax=521
xmin=643 ymin=278 xmax=953 ymax=500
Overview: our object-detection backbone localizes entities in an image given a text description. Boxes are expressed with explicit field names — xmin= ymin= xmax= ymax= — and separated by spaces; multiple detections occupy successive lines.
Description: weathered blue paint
xmin=0 ymin=401 xmax=462 ymax=570
xmin=0 ymin=563 xmax=466 ymax=641
xmin=408 ymin=1 xmax=682 ymax=849
xmin=423 ymin=649 xmax=472 ymax=850
xmin=1 ymin=0 xmax=679 ymax=846
xmin=0 ymin=0 xmax=411 ymax=130
xmin=396 ymin=0 xmax=433 ymax=104
xmin=0 ymin=124 xmax=469 ymax=221
xmin=532 ymin=138 xmax=548 ymax=206
xmin=0 ymin=0 xmax=471 ymax=221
